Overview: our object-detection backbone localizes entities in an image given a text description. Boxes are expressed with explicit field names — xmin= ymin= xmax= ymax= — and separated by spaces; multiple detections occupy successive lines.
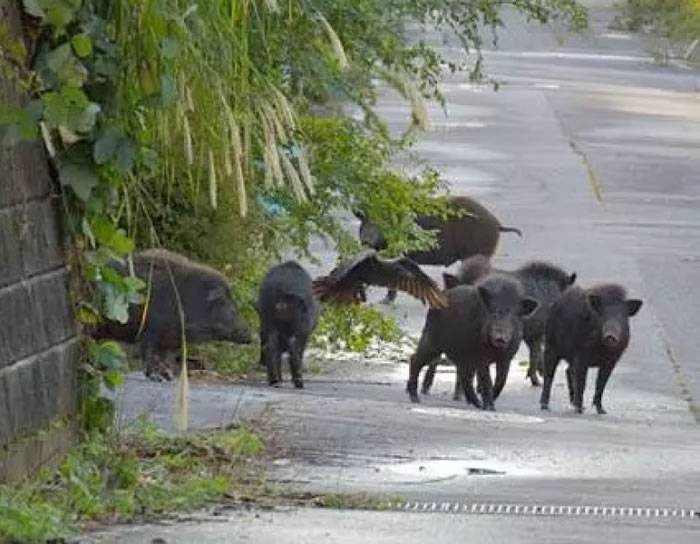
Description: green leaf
xmin=85 ymin=247 xmax=117 ymax=269
xmin=90 ymin=216 xmax=135 ymax=255
xmin=44 ymin=0 xmax=81 ymax=33
xmin=94 ymin=128 xmax=136 ymax=173
xmin=100 ymin=265 xmax=124 ymax=285
xmin=71 ymin=33 xmax=93 ymax=58
xmin=47 ymin=44 xmax=88 ymax=86
xmin=90 ymin=215 xmax=117 ymax=245
xmin=59 ymin=161 xmax=98 ymax=201
xmin=114 ymin=137 xmax=137 ymax=173
xmin=46 ymin=43 xmax=72 ymax=72
xmin=103 ymin=370 xmax=125 ymax=390
xmin=123 ymin=276 xmax=146 ymax=304
xmin=22 ymin=0 xmax=46 ymax=19
xmin=42 ymin=86 xmax=86 ymax=127
xmin=94 ymin=57 xmax=118 ymax=81
xmin=93 ymin=129 xmax=119 ymax=164
xmin=42 ymin=86 xmax=99 ymax=135
xmin=77 ymin=304 xmax=100 ymax=325
xmin=92 ymin=340 xmax=126 ymax=371
xmin=108 ymin=229 xmax=134 ymax=255
xmin=76 ymin=102 xmax=101 ymax=132
xmin=101 ymin=283 xmax=130 ymax=323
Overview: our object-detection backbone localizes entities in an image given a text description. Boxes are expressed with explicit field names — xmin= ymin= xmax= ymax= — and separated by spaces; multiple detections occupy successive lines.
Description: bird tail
xmin=498 ymin=225 xmax=522 ymax=237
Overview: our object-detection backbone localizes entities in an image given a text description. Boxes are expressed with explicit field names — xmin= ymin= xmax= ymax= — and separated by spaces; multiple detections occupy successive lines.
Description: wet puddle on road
xmin=271 ymin=457 xmax=541 ymax=486
xmin=410 ymin=406 xmax=546 ymax=425
xmin=380 ymin=459 xmax=504 ymax=482
xmin=370 ymin=457 xmax=542 ymax=484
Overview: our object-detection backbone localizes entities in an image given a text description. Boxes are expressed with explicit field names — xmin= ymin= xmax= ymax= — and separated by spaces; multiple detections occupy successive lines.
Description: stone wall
xmin=0 ymin=0 xmax=79 ymax=482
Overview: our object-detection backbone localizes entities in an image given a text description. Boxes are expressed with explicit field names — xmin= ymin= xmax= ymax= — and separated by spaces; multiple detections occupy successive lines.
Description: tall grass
xmin=93 ymin=0 xmax=588 ymax=250
xmin=106 ymin=0 xmax=325 ymax=240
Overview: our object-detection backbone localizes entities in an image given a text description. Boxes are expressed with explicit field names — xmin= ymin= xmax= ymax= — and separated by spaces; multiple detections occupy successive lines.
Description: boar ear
xmin=442 ymin=273 xmax=459 ymax=290
xmin=568 ymin=273 xmax=577 ymax=285
xmin=626 ymin=299 xmax=643 ymax=316
xmin=520 ymin=297 xmax=539 ymax=317
xmin=477 ymin=286 xmax=492 ymax=309
xmin=587 ymin=294 xmax=603 ymax=314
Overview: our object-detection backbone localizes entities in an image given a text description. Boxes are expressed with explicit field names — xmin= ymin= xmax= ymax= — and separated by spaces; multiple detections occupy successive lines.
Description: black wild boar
xmin=539 ymin=284 xmax=642 ymax=414
xmin=407 ymin=275 xmax=537 ymax=410
xmin=258 ymin=261 xmax=319 ymax=389
xmin=357 ymin=196 xmax=522 ymax=303
xmin=442 ymin=254 xmax=493 ymax=289
xmin=93 ymin=249 xmax=252 ymax=381
xmin=437 ymin=256 xmax=576 ymax=388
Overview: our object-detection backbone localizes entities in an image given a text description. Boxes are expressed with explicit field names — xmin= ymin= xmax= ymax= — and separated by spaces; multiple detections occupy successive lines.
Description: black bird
xmin=312 ymin=250 xmax=448 ymax=309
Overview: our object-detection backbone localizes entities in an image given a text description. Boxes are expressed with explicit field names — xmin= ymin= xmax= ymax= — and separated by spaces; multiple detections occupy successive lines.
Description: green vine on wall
xmin=1 ymin=0 xmax=145 ymax=433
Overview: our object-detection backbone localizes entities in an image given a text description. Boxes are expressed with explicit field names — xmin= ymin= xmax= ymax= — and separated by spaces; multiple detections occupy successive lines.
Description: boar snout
xmin=492 ymin=336 xmax=508 ymax=349
xmin=603 ymin=333 xmax=618 ymax=348
xmin=489 ymin=324 xmax=512 ymax=350
xmin=601 ymin=321 xmax=623 ymax=348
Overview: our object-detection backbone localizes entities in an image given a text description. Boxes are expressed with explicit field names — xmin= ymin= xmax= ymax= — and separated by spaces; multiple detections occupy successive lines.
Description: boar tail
xmin=498 ymin=225 xmax=522 ymax=238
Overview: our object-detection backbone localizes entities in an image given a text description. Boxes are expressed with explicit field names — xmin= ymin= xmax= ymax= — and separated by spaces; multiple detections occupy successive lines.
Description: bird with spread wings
xmin=312 ymin=250 xmax=448 ymax=309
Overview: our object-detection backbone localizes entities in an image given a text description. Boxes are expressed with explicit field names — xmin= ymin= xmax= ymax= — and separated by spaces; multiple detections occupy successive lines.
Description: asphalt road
xmin=90 ymin=1 xmax=700 ymax=542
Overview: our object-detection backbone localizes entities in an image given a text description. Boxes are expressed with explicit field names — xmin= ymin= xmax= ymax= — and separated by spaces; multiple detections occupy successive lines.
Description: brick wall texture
xmin=0 ymin=0 xmax=79 ymax=482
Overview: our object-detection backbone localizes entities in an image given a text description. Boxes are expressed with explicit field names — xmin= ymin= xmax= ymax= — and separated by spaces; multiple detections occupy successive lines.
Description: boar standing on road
xmin=433 ymin=256 xmax=576 ymax=390
xmin=407 ymin=275 xmax=538 ymax=410
xmin=93 ymin=249 xmax=252 ymax=381
xmin=357 ymin=196 xmax=522 ymax=304
xmin=258 ymin=261 xmax=319 ymax=389
xmin=539 ymin=284 xmax=643 ymax=414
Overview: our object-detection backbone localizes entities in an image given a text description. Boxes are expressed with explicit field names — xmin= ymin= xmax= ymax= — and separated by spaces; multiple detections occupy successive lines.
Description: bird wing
xmin=311 ymin=250 xmax=377 ymax=304
xmin=313 ymin=251 xmax=448 ymax=309
xmin=387 ymin=257 xmax=448 ymax=309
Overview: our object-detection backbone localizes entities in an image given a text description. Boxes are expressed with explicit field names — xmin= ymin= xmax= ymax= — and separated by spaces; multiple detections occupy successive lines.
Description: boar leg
xmin=289 ymin=334 xmax=307 ymax=389
xmin=460 ymin=363 xmax=482 ymax=409
xmin=572 ymin=359 xmax=588 ymax=414
xmin=540 ymin=348 xmax=560 ymax=410
xmin=264 ymin=330 xmax=282 ymax=386
xmin=565 ymin=366 xmax=575 ymax=405
xmin=477 ymin=364 xmax=496 ymax=411
xmin=493 ymin=358 xmax=511 ymax=400
xmin=421 ymin=358 xmax=439 ymax=395
xmin=158 ymin=349 xmax=177 ymax=381
xmin=407 ymin=337 xmax=440 ymax=403
xmin=526 ymin=338 xmax=543 ymax=387
xmin=258 ymin=327 xmax=267 ymax=368
xmin=141 ymin=337 xmax=164 ymax=382
xmin=453 ymin=362 xmax=463 ymax=401
xmin=592 ymin=364 xmax=613 ymax=415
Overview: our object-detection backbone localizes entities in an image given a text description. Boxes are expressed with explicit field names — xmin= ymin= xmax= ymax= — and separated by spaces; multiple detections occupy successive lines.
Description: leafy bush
xmin=313 ymin=304 xmax=401 ymax=353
